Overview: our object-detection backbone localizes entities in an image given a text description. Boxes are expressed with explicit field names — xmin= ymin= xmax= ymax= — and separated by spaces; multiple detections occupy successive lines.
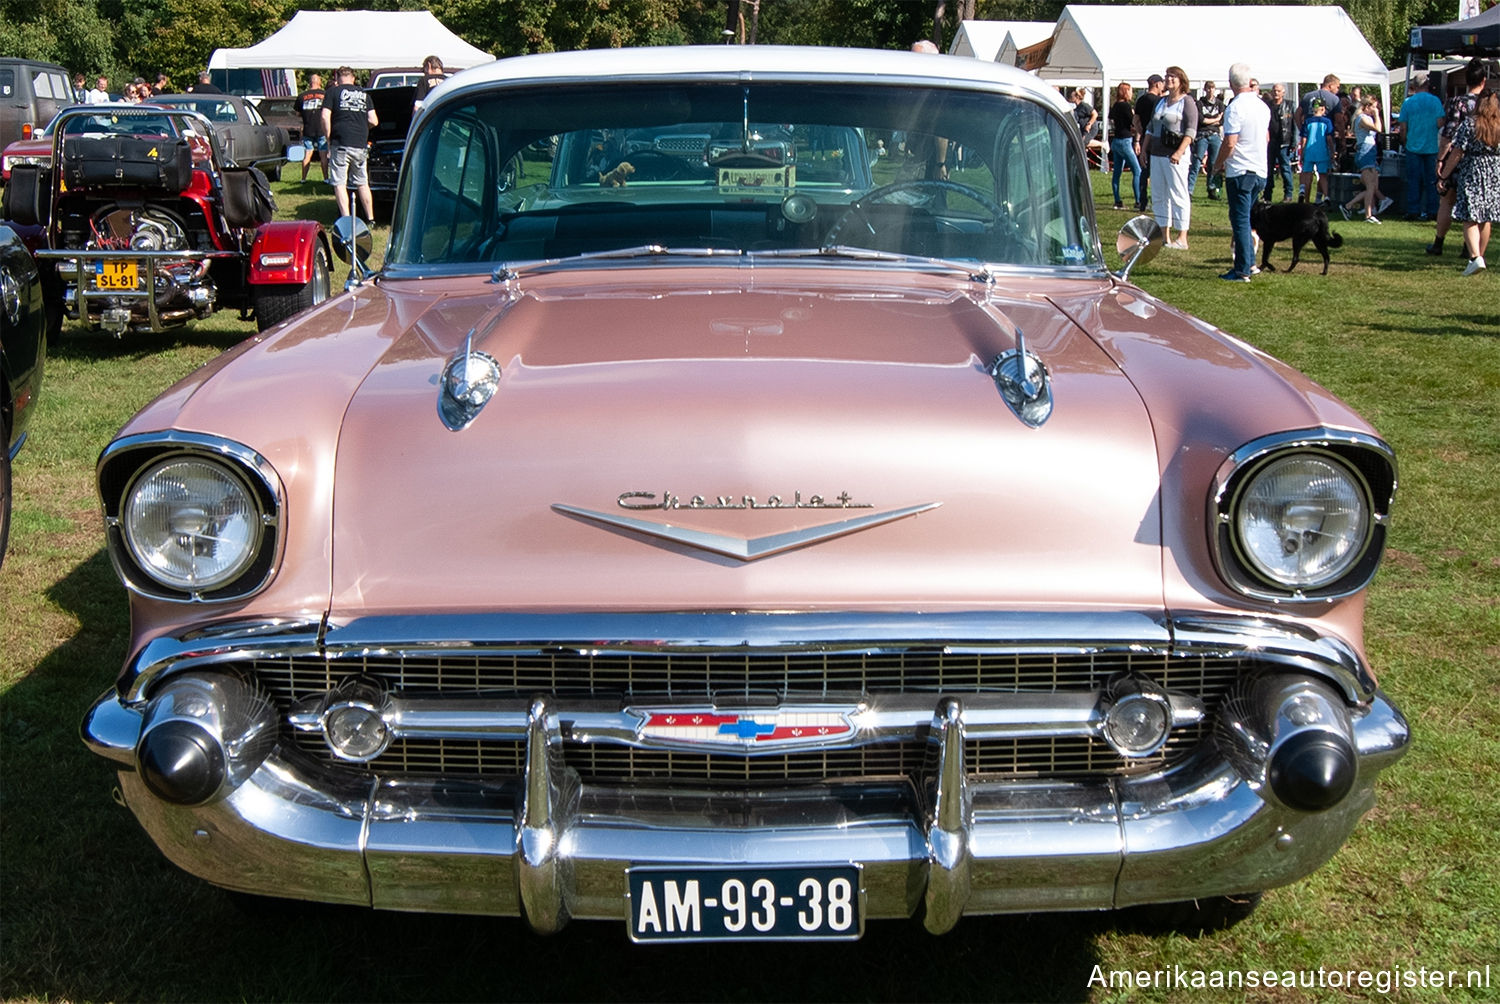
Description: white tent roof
xmin=949 ymin=20 xmax=1052 ymax=62
xmin=208 ymin=10 xmax=494 ymax=71
xmin=1030 ymin=5 xmax=1390 ymax=151
xmin=1035 ymin=4 xmax=1388 ymax=90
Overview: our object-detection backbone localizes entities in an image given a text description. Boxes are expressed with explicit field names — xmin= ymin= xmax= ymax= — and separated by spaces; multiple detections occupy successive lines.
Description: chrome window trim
xmin=97 ymin=431 xmax=287 ymax=605
xmin=1209 ymin=428 xmax=1396 ymax=604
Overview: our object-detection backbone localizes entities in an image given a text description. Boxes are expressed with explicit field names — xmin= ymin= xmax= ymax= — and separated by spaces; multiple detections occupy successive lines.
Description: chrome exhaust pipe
xmin=134 ymin=674 xmax=276 ymax=806
xmin=1217 ymin=674 xmax=1358 ymax=813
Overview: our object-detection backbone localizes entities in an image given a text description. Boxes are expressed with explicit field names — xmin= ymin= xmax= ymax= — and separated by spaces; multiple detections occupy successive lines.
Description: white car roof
xmin=429 ymin=45 xmax=1071 ymax=116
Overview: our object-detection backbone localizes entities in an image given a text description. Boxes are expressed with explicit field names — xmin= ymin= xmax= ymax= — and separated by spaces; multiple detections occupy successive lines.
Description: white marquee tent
xmin=948 ymin=20 xmax=1052 ymax=63
xmin=1023 ymin=5 xmax=1391 ymax=147
xmin=208 ymin=10 xmax=495 ymax=71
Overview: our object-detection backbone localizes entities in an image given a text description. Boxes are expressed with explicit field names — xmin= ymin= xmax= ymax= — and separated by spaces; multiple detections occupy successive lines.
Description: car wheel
xmin=261 ymin=162 xmax=281 ymax=183
xmin=253 ymin=243 xmax=332 ymax=332
xmin=1121 ymin=892 xmax=1263 ymax=936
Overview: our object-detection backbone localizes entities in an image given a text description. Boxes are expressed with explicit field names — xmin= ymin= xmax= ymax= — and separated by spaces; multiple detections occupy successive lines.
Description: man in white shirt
xmin=85 ymin=76 xmax=110 ymax=104
xmin=1213 ymin=62 xmax=1271 ymax=281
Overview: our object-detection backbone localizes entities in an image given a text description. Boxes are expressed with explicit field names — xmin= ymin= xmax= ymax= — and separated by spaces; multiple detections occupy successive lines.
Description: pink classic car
xmin=82 ymin=47 xmax=1407 ymax=941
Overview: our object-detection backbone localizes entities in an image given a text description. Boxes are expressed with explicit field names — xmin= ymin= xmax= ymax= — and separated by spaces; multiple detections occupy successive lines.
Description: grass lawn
xmin=1 ymin=169 xmax=1496 ymax=1002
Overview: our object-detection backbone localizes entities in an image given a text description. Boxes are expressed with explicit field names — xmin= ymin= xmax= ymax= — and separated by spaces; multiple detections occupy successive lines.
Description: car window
xmin=243 ymin=102 xmax=264 ymax=124
xmin=411 ymin=114 xmax=493 ymax=263
xmin=0 ymin=69 xmax=13 ymax=98
xmin=59 ymin=112 xmax=177 ymax=137
xmin=31 ymin=70 xmax=56 ymax=99
xmin=389 ymin=81 xmax=1097 ymax=271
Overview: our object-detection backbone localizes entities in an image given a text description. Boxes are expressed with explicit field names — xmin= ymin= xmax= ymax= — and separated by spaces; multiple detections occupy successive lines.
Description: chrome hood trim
xmin=552 ymin=502 xmax=940 ymax=561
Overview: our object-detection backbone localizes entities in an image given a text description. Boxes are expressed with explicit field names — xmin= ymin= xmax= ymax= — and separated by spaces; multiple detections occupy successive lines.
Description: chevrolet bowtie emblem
xmin=552 ymin=500 xmax=940 ymax=561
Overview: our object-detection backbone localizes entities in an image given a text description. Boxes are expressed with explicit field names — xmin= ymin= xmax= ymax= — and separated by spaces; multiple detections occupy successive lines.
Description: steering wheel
xmin=824 ymin=178 xmax=1012 ymax=247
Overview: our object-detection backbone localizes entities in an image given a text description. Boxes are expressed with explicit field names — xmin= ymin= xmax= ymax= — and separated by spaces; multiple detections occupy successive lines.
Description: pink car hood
xmin=326 ymin=268 xmax=1168 ymax=616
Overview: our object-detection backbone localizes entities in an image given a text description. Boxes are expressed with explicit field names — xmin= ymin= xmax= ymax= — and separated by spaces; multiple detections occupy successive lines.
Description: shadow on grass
xmin=51 ymin=324 xmax=253 ymax=364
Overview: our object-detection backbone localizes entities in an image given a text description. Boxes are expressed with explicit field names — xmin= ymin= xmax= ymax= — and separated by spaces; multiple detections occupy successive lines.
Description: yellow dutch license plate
xmin=93 ymin=261 xmax=139 ymax=291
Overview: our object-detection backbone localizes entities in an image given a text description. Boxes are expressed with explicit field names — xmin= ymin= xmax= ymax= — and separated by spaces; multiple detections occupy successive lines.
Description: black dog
xmin=1251 ymin=201 xmax=1344 ymax=274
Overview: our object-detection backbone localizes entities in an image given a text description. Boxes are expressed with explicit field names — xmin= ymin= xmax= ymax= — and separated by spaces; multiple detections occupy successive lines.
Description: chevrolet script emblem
xmin=553 ymin=491 xmax=939 ymax=561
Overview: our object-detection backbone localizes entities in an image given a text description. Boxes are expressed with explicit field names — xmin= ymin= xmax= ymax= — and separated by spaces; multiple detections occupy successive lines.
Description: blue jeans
xmin=1188 ymin=133 xmax=1222 ymax=195
xmin=1405 ymin=151 xmax=1438 ymax=219
xmin=1227 ymin=173 xmax=1266 ymax=277
xmin=1110 ymin=137 xmax=1141 ymax=206
xmin=1267 ymin=145 xmax=1297 ymax=200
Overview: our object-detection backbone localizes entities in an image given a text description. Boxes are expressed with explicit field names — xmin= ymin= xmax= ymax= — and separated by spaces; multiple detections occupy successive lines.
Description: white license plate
xmin=628 ymin=865 xmax=862 ymax=942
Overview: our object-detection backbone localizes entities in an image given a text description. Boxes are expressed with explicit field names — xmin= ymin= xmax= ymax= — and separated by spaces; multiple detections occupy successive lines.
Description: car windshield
xmin=46 ymin=110 xmax=179 ymax=139
xmin=386 ymin=80 xmax=1099 ymax=272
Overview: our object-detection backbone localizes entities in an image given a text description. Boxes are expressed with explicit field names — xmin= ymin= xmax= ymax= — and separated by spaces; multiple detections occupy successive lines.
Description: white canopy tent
xmin=949 ymin=20 xmax=1052 ymax=63
xmin=1026 ymin=5 xmax=1390 ymax=150
xmin=208 ymin=10 xmax=494 ymax=71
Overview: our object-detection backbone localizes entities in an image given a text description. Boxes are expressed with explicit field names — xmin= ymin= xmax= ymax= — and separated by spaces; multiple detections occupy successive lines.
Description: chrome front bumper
xmin=83 ymin=672 xmax=1408 ymax=933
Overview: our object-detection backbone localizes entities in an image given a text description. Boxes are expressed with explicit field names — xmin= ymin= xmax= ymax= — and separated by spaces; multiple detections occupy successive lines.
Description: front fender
xmin=249 ymin=221 xmax=326 ymax=286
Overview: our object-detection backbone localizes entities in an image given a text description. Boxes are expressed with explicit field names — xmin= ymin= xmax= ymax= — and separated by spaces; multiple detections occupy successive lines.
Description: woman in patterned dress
xmin=1438 ymin=89 xmax=1500 ymax=276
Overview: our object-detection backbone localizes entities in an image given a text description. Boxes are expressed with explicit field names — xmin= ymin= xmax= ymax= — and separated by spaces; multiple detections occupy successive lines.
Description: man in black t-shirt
xmin=298 ymin=73 xmax=328 ymax=182
xmin=189 ymin=70 xmax=224 ymax=94
xmin=1133 ymin=74 xmax=1165 ymax=209
xmin=321 ymin=66 xmax=379 ymax=222
xmin=413 ymin=55 xmax=447 ymax=109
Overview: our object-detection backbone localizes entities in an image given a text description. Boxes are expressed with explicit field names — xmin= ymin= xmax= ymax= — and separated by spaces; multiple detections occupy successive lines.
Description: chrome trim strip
xmin=284 ymin=690 xmax=1207 ymax=750
xmin=117 ymin=610 xmax=1375 ymax=708
xmin=552 ymin=502 xmax=941 ymax=561
xmin=1170 ymin=613 xmax=1375 ymax=702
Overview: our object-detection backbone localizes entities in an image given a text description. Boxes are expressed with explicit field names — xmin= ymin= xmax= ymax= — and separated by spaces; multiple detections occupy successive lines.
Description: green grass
xmin=1 ymin=172 xmax=1496 ymax=1002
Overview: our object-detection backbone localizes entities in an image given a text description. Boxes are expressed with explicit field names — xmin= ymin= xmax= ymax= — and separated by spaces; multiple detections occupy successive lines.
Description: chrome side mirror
xmin=331 ymin=216 xmax=373 ymax=266
xmin=1114 ymin=215 xmax=1163 ymax=281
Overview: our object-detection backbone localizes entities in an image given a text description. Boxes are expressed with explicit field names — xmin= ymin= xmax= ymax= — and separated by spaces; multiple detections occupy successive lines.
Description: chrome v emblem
xmin=552 ymin=502 xmax=940 ymax=561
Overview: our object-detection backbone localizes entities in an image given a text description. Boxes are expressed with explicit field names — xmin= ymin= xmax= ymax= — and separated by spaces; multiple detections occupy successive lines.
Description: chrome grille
xmin=253 ymin=648 xmax=1233 ymax=701
xmin=267 ymin=647 xmax=1236 ymax=784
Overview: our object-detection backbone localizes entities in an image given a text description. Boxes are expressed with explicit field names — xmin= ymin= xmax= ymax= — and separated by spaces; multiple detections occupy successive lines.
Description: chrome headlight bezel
xmin=98 ymin=433 xmax=284 ymax=603
xmin=1210 ymin=429 xmax=1395 ymax=602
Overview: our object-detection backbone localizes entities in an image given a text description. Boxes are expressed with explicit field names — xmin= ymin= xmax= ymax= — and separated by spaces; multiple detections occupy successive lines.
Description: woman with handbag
xmin=1148 ymin=66 xmax=1199 ymax=249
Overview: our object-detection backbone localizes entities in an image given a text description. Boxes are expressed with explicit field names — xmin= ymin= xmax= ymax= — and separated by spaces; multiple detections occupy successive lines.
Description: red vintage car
xmin=3 ymin=105 xmax=328 ymax=335
xmin=81 ymin=48 xmax=1406 ymax=941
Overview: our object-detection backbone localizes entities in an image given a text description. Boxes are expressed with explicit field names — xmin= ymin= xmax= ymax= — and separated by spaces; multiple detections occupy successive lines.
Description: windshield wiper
xmin=759 ymin=246 xmax=995 ymax=282
xmin=576 ymin=244 xmax=744 ymax=261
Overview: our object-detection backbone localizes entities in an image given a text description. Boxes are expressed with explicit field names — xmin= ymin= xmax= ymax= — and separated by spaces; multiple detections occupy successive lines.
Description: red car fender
xmin=248 ymin=220 xmax=327 ymax=286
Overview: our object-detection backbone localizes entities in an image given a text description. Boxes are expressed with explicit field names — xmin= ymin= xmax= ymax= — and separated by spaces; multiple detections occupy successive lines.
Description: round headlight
xmin=1234 ymin=454 xmax=1370 ymax=590
xmin=122 ymin=457 xmax=263 ymax=592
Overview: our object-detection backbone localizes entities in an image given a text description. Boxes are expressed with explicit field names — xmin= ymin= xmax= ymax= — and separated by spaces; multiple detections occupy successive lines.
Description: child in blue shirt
xmin=1299 ymin=100 xmax=1336 ymax=203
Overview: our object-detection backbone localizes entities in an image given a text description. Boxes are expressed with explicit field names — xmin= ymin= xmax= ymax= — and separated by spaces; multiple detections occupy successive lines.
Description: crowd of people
xmin=1080 ymin=55 xmax=1499 ymax=279
xmin=69 ymin=70 xmax=226 ymax=104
